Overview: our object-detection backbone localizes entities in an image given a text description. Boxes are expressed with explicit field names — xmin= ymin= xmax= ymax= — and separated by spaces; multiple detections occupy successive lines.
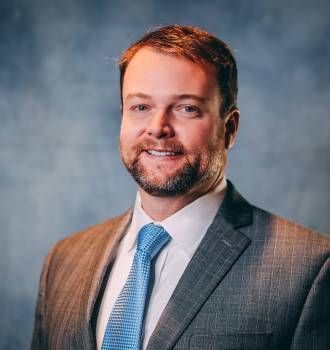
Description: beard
xmin=120 ymin=139 xmax=226 ymax=197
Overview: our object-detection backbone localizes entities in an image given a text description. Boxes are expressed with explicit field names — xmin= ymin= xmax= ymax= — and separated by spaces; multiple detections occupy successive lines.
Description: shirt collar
xmin=126 ymin=177 xmax=227 ymax=258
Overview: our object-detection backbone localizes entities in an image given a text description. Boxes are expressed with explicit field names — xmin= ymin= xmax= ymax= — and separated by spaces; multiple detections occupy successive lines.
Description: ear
xmin=224 ymin=108 xmax=240 ymax=149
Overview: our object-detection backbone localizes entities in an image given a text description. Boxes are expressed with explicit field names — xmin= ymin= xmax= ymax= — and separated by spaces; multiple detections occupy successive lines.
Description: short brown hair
xmin=119 ymin=24 xmax=238 ymax=117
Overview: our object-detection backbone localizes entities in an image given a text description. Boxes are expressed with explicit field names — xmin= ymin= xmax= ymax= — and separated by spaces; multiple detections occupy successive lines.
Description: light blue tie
xmin=101 ymin=223 xmax=171 ymax=350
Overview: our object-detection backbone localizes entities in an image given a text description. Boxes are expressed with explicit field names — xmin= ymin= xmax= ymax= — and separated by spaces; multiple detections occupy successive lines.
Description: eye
xmin=131 ymin=104 xmax=149 ymax=112
xmin=177 ymin=104 xmax=201 ymax=117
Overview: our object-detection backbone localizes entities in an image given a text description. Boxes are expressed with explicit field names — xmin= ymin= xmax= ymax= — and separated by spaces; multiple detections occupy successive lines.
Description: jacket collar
xmin=219 ymin=179 xmax=253 ymax=228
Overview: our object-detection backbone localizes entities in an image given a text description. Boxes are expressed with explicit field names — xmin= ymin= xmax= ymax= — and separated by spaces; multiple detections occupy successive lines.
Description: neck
xmin=139 ymin=190 xmax=198 ymax=221
xmin=138 ymin=176 xmax=225 ymax=221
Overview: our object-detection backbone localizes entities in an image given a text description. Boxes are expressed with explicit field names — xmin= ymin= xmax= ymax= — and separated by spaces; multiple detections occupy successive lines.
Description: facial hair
xmin=120 ymin=139 xmax=226 ymax=197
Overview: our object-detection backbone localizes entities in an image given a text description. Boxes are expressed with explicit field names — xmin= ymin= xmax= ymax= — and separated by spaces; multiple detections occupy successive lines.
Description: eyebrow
xmin=125 ymin=93 xmax=151 ymax=100
xmin=125 ymin=93 xmax=208 ymax=103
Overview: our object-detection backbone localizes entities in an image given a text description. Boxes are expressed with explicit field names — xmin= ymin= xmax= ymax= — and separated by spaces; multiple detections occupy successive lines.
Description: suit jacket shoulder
xmin=51 ymin=211 xmax=132 ymax=263
xmin=245 ymin=205 xmax=330 ymax=285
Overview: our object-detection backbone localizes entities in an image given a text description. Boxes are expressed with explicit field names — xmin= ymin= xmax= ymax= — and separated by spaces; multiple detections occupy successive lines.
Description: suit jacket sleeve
xmin=30 ymin=244 xmax=57 ymax=350
xmin=290 ymin=257 xmax=330 ymax=350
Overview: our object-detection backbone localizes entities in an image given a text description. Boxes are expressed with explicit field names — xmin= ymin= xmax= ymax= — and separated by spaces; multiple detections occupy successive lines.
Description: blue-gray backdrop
xmin=1 ymin=0 xmax=329 ymax=348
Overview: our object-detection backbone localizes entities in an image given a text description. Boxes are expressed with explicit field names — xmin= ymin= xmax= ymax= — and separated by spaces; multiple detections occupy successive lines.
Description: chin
xmin=138 ymin=183 xmax=193 ymax=197
xmin=133 ymin=168 xmax=200 ymax=197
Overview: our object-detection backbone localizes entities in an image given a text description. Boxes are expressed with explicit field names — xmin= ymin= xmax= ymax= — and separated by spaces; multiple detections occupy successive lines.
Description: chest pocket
xmin=189 ymin=332 xmax=272 ymax=349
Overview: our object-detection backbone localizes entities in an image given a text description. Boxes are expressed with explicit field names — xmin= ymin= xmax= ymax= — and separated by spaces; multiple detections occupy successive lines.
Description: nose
xmin=146 ymin=110 xmax=175 ymax=139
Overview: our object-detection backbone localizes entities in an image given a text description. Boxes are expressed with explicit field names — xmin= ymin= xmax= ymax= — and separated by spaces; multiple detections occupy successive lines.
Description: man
xmin=31 ymin=25 xmax=330 ymax=350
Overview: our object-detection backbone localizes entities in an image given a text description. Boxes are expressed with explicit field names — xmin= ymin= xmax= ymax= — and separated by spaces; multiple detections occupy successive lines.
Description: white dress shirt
xmin=96 ymin=178 xmax=227 ymax=349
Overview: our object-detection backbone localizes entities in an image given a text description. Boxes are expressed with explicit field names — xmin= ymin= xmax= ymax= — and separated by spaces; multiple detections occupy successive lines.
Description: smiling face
xmin=119 ymin=47 xmax=230 ymax=198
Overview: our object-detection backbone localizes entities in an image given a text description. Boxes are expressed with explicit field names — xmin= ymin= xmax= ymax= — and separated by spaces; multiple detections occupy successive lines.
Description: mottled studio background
xmin=1 ymin=0 xmax=329 ymax=348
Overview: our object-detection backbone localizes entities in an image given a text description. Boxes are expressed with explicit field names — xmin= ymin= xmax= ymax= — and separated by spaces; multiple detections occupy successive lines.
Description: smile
xmin=146 ymin=150 xmax=178 ymax=156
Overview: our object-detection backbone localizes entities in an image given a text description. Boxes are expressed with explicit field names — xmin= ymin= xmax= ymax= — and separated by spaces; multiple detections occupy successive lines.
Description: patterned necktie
xmin=101 ymin=223 xmax=171 ymax=350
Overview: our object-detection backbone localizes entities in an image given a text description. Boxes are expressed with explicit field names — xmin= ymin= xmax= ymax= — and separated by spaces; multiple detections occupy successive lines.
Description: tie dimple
xmin=101 ymin=223 xmax=170 ymax=350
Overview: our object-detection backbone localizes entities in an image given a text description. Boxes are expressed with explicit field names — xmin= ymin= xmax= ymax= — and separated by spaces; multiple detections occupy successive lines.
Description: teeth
xmin=147 ymin=150 xmax=176 ymax=156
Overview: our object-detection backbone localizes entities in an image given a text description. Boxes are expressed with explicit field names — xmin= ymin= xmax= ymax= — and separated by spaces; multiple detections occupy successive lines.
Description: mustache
xmin=133 ymin=140 xmax=185 ymax=154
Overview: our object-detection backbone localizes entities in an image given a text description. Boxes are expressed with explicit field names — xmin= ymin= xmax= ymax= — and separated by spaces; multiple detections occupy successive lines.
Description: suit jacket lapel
xmin=147 ymin=181 xmax=253 ymax=350
xmin=85 ymin=210 xmax=133 ymax=346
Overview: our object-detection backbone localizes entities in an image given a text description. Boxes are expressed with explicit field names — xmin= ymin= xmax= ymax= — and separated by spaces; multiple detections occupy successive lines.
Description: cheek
xmin=120 ymin=118 xmax=142 ymax=144
xmin=207 ymin=120 xmax=225 ymax=147
xmin=183 ymin=122 xmax=220 ymax=149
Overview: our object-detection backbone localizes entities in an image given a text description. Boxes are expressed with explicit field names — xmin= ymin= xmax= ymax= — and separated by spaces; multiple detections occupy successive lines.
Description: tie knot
xmin=137 ymin=223 xmax=170 ymax=259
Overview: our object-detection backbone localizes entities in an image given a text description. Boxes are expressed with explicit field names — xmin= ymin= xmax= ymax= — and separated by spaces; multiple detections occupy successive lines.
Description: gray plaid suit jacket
xmin=31 ymin=181 xmax=330 ymax=349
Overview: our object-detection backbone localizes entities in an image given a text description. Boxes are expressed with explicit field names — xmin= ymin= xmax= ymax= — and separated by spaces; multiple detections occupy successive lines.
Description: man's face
xmin=119 ymin=47 xmax=229 ymax=197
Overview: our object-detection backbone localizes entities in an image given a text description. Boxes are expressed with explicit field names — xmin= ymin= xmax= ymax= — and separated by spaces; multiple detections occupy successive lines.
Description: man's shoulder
xmin=253 ymin=205 xmax=329 ymax=238
xmin=51 ymin=209 xmax=133 ymax=257
xmin=248 ymin=205 xmax=330 ymax=257
xmin=224 ymin=180 xmax=329 ymax=250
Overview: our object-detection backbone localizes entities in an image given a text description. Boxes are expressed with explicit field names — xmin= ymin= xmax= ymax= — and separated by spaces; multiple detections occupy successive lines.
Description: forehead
xmin=122 ymin=47 xmax=219 ymax=100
